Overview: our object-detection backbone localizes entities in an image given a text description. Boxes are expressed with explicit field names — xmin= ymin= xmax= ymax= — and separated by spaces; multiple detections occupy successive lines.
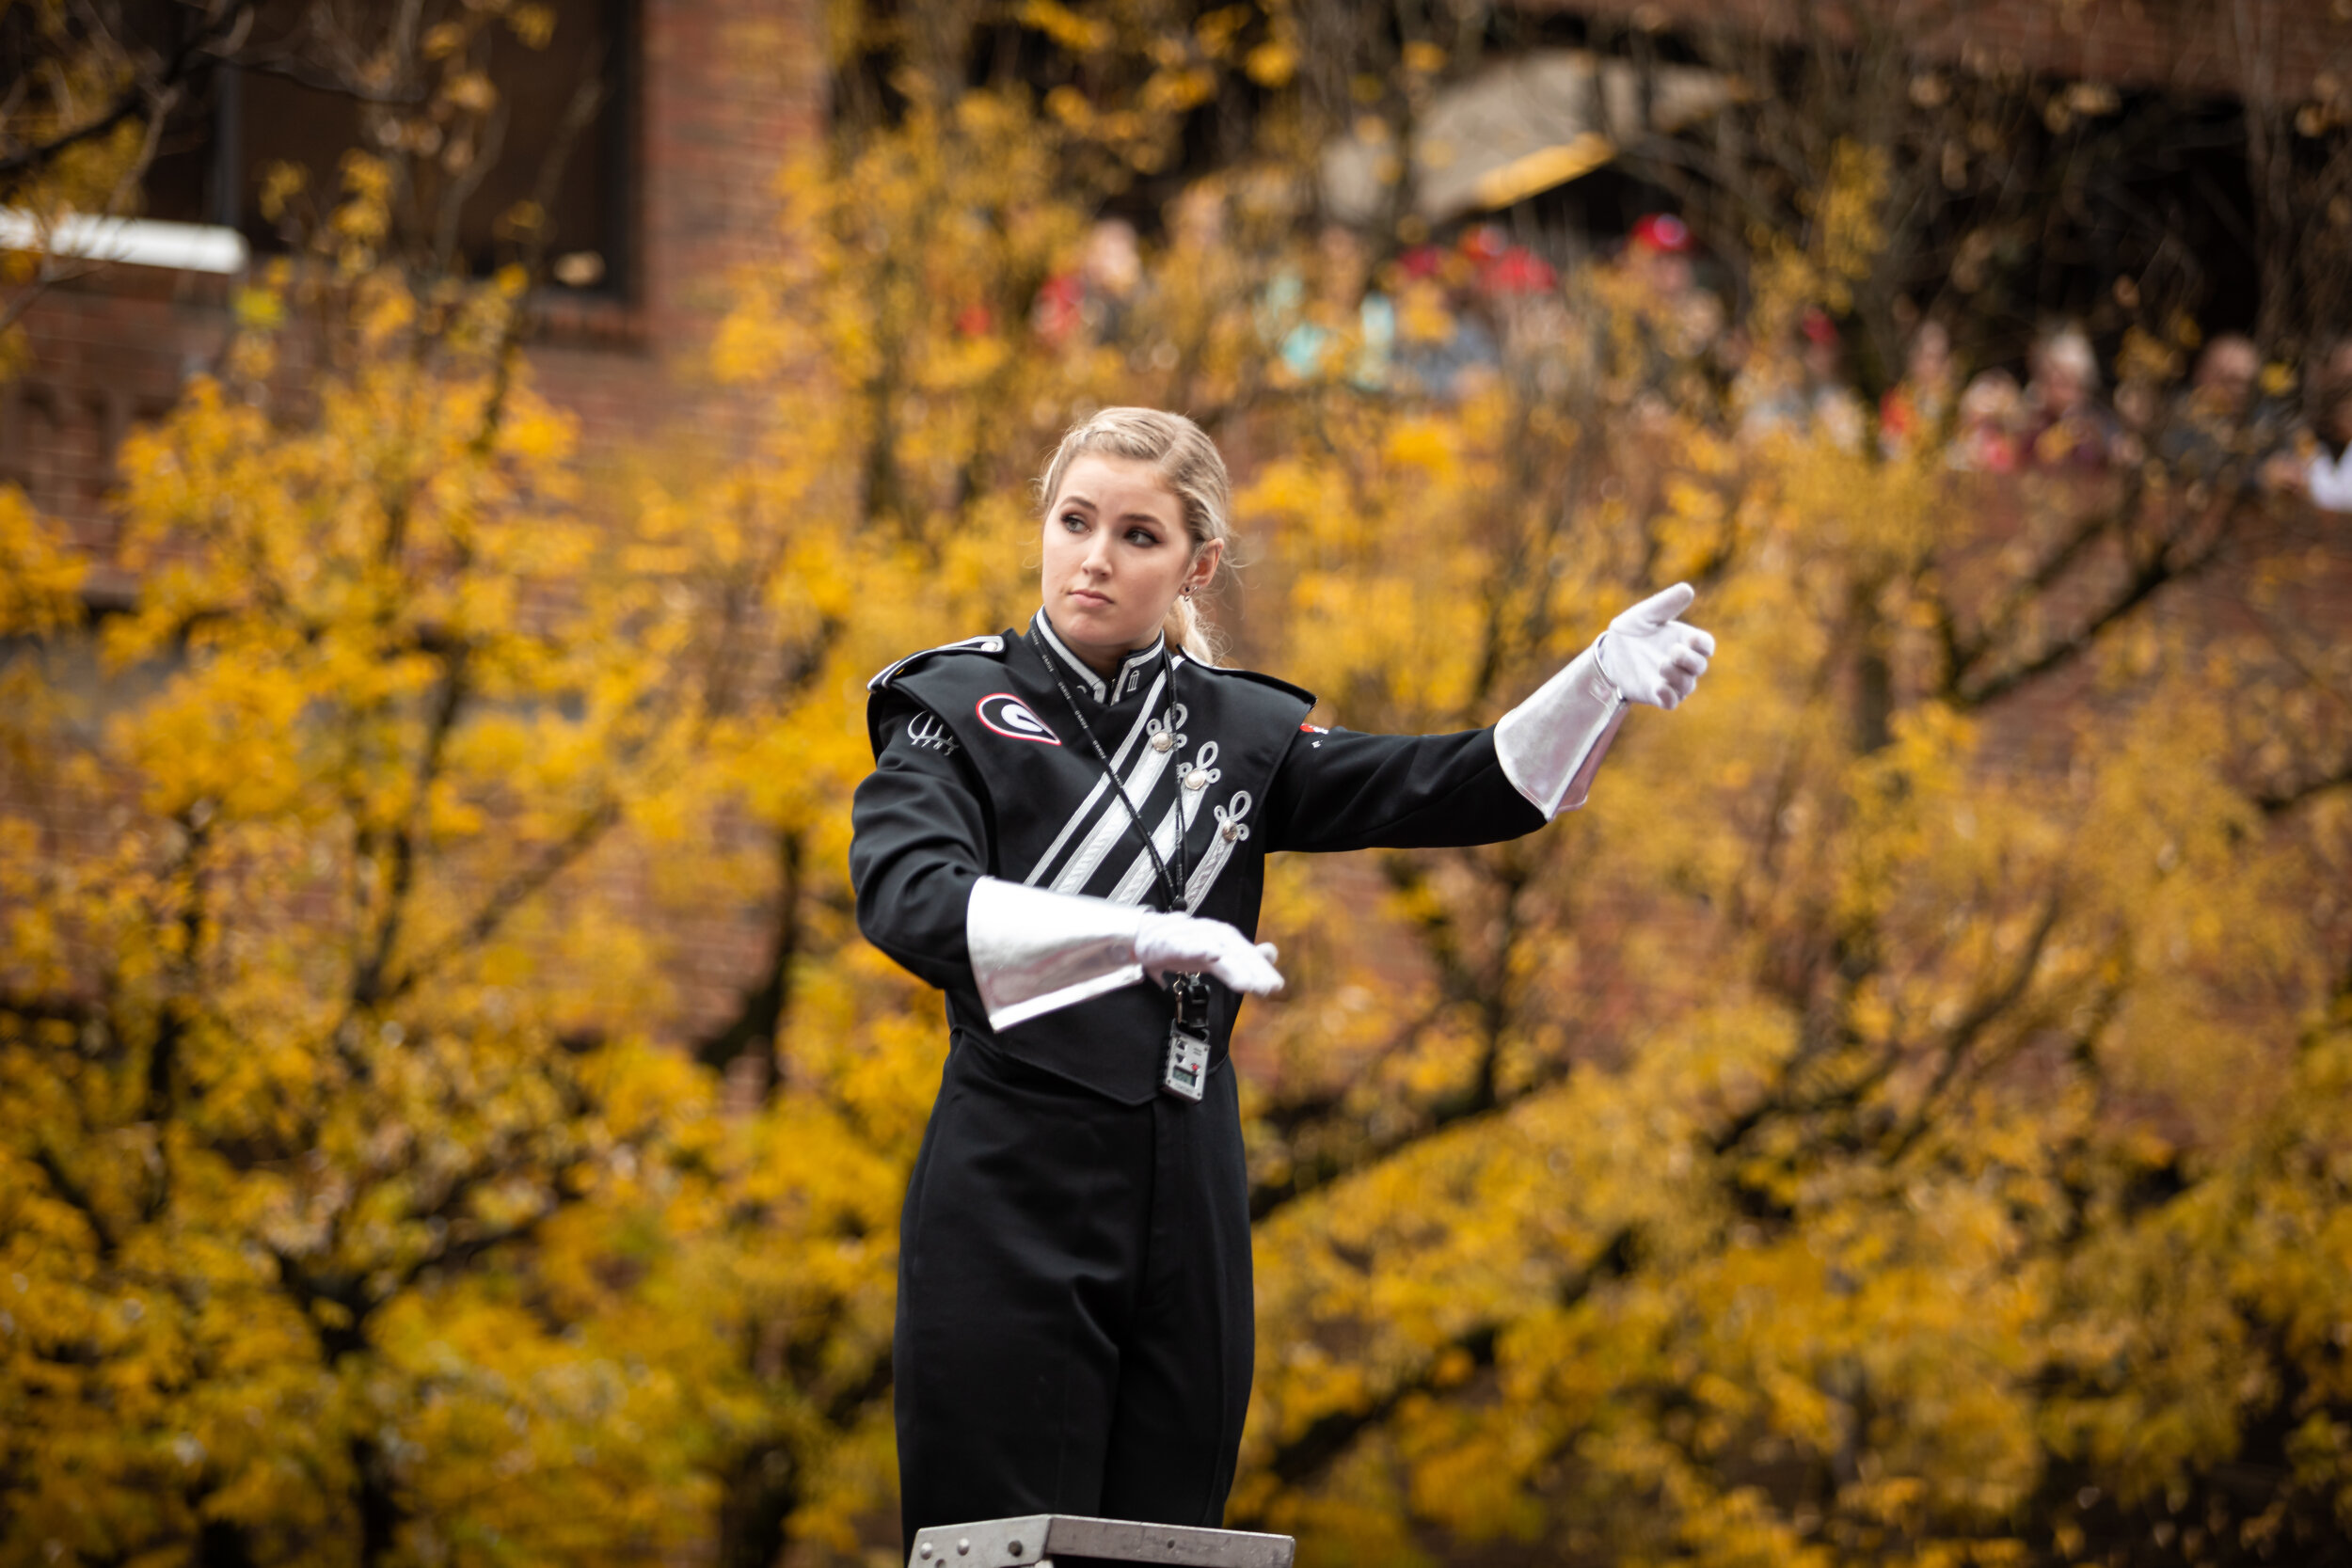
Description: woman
xmin=850 ymin=407 xmax=1713 ymax=1542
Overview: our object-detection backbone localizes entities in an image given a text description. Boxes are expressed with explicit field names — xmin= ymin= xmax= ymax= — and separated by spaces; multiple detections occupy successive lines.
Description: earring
xmin=1182 ymin=584 xmax=1195 ymax=598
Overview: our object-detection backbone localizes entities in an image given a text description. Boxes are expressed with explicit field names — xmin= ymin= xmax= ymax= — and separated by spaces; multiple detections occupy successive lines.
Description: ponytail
xmin=1166 ymin=591 xmax=1216 ymax=665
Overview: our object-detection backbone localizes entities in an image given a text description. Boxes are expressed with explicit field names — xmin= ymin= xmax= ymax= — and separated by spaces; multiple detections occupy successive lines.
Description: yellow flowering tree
xmin=6 ymin=3 xmax=2352 ymax=1566
xmin=1216 ymin=166 xmax=2352 ymax=1568
xmin=0 ymin=8 xmax=872 ymax=1565
xmin=707 ymin=18 xmax=2352 ymax=1558
xmin=0 ymin=166 xmax=743 ymax=1563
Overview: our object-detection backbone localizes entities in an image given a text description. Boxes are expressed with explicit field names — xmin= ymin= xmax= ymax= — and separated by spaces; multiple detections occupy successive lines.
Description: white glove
xmin=1596 ymin=582 xmax=1715 ymax=709
xmin=1134 ymin=910 xmax=1285 ymax=995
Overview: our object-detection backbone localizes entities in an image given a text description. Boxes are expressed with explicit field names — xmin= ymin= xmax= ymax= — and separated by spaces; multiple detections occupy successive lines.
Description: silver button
xmin=918 ymin=1547 xmax=934 ymax=1560
xmin=957 ymin=1541 xmax=969 ymax=1557
xmin=1184 ymin=771 xmax=1207 ymax=790
xmin=1009 ymin=1543 xmax=1025 ymax=1558
xmin=1151 ymin=731 xmax=1174 ymax=752
xmin=1221 ymin=823 xmax=1239 ymax=841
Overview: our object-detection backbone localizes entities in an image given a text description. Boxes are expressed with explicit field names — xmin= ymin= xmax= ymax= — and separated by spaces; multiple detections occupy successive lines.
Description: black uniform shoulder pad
xmin=867 ymin=633 xmax=1010 ymax=692
xmin=1178 ymin=657 xmax=1316 ymax=710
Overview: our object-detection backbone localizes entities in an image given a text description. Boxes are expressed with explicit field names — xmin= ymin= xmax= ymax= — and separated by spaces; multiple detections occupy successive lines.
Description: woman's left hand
xmin=1596 ymin=582 xmax=1715 ymax=709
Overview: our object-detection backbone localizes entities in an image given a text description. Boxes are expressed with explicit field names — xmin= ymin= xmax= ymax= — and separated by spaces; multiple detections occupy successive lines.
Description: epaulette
xmin=867 ymin=633 xmax=1009 ymax=693
xmin=1173 ymin=656 xmax=1316 ymax=709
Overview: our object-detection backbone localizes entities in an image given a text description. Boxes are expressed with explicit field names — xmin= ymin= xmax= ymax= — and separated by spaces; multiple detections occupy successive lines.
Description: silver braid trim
xmin=1184 ymin=791 xmax=1253 ymax=911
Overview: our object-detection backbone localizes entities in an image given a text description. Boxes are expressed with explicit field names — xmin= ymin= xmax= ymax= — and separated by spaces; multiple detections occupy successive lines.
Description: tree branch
xmin=31 ymin=1142 xmax=120 ymax=1261
xmin=693 ymin=830 xmax=803 ymax=1084
xmin=1247 ymin=847 xmax=1551 ymax=1221
xmin=351 ymin=644 xmax=471 ymax=1008
xmin=1880 ymin=891 xmax=2065 ymax=1163
xmin=376 ymin=796 xmax=621 ymax=1006
xmin=0 ymin=3 xmax=253 ymax=180
xmin=2257 ymin=762 xmax=2352 ymax=816
xmin=1239 ymin=1226 xmax=1637 ymax=1505
xmin=1951 ymin=487 xmax=2237 ymax=710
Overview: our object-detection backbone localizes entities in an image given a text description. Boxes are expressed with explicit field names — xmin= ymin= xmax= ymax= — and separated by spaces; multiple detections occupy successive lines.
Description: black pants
xmin=895 ymin=1031 xmax=1254 ymax=1544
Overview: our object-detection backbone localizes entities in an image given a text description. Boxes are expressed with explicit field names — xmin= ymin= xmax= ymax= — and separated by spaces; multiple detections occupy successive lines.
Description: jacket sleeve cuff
xmin=966 ymin=877 xmax=1150 ymax=1030
xmin=1493 ymin=641 xmax=1629 ymax=819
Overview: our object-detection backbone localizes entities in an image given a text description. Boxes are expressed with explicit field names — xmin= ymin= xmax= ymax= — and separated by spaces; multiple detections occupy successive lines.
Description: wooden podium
xmin=906 ymin=1515 xmax=1295 ymax=1568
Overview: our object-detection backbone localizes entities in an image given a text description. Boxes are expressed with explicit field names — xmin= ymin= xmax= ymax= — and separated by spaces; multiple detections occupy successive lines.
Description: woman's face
xmin=1041 ymin=453 xmax=1219 ymax=669
xmin=1909 ymin=322 xmax=1952 ymax=387
xmin=2037 ymin=356 xmax=2089 ymax=415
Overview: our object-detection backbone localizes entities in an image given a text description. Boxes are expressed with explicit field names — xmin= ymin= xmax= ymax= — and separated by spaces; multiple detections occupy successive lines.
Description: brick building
xmin=4 ymin=0 xmax=825 ymax=585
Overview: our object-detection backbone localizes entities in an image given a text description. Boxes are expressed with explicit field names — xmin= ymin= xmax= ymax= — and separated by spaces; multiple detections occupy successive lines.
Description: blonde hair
xmin=1036 ymin=407 xmax=1235 ymax=665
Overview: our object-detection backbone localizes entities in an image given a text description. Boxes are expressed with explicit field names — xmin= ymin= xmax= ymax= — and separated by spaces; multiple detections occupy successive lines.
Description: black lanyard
xmin=1038 ymin=625 xmax=1218 ymax=1100
xmin=1035 ymin=632 xmax=1188 ymax=914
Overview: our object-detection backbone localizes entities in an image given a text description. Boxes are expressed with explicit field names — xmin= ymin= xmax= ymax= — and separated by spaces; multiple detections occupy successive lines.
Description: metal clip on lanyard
xmin=1037 ymin=637 xmax=1214 ymax=1101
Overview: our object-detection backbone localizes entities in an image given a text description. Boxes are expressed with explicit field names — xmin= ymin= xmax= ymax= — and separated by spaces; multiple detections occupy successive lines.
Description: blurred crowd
xmin=1029 ymin=202 xmax=2352 ymax=513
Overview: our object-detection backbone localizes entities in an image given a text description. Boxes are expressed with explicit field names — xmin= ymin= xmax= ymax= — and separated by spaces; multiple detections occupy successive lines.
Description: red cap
xmin=1629 ymin=213 xmax=1693 ymax=255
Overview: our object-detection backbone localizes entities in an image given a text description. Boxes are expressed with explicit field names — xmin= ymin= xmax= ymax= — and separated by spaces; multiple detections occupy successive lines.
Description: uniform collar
xmin=1030 ymin=610 xmax=1167 ymax=705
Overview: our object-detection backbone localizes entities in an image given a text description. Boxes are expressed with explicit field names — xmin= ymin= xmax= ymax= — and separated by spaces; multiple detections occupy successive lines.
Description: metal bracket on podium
xmin=907 ymin=1514 xmax=1295 ymax=1568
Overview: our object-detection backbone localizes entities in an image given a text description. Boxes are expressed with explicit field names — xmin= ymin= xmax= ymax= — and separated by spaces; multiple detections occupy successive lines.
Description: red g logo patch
xmin=976 ymin=692 xmax=1062 ymax=744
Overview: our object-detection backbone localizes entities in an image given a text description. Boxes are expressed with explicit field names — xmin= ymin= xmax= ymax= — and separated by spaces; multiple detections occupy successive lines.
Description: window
xmin=140 ymin=0 xmax=629 ymax=294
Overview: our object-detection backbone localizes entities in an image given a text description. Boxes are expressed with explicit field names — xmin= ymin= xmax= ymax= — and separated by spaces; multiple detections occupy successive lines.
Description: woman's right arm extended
xmin=850 ymin=693 xmax=995 ymax=994
xmin=850 ymin=692 xmax=1282 ymax=1027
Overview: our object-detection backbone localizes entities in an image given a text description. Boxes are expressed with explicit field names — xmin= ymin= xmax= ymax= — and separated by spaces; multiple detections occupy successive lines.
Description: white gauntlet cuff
xmin=1493 ymin=641 xmax=1629 ymax=819
xmin=965 ymin=876 xmax=1149 ymax=1030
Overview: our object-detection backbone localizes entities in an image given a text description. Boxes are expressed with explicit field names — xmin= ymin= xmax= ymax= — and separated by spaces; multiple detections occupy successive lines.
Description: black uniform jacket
xmin=850 ymin=614 xmax=1547 ymax=1103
